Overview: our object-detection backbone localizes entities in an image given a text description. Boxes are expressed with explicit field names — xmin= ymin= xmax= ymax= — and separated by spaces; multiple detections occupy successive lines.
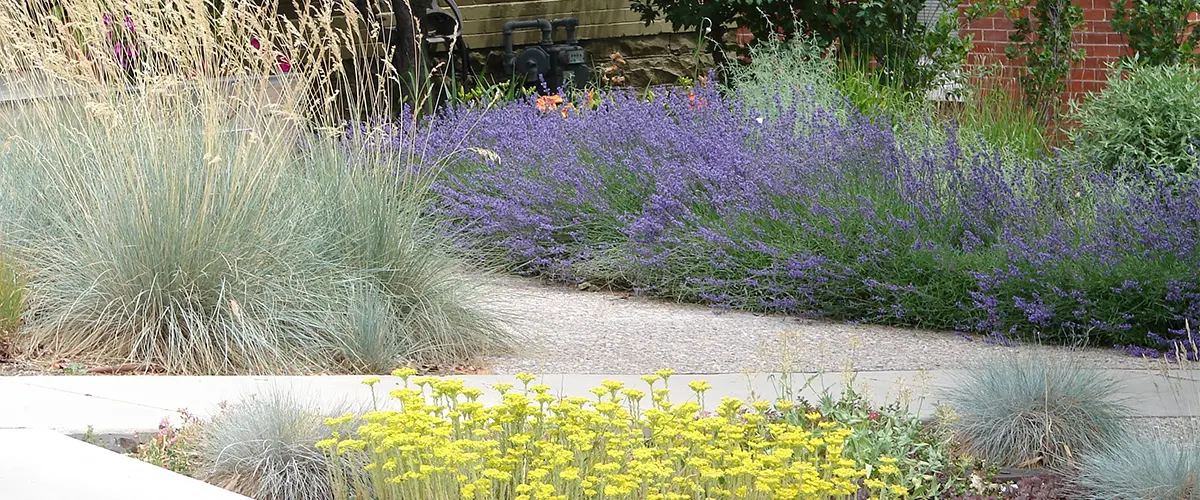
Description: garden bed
xmin=90 ymin=364 xmax=1197 ymax=500
xmin=398 ymin=80 xmax=1200 ymax=362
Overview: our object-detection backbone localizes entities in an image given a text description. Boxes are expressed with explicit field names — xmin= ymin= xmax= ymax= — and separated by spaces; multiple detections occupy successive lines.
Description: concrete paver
xmin=5 ymin=369 xmax=1198 ymax=435
xmin=0 ymin=429 xmax=250 ymax=499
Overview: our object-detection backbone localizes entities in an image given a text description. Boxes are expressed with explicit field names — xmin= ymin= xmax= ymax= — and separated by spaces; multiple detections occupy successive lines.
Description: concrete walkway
xmin=477 ymin=275 xmax=1160 ymax=374
xmin=0 ymin=428 xmax=251 ymax=500
xmin=4 ymin=369 xmax=1198 ymax=436
xmin=1 ymin=368 xmax=1197 ymax=499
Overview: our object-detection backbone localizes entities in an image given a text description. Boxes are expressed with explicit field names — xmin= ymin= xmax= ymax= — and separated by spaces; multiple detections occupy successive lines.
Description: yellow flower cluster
xmin=318 ymin=369 xmax=910 ymax=499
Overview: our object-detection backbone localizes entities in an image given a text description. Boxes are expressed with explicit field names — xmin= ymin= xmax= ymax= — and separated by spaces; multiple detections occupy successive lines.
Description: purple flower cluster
xmin=102 ymin=13 xmax=139 ymax=70
xmin=382 ymin=82 xmax=1200 ymax=359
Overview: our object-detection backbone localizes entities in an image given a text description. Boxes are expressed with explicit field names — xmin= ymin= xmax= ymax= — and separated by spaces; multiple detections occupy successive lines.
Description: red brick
xmin=1082 ymin=32 xmax=1109 ymax=45
xmin=968 ymin=18 xmax=994 ymax=30
xmin=982 ymin=29 xmax=1012 ymax=42
xmin=1081 ymin=80 xmax=1106 ymax=93
xmin=1083 ymin=8 xmax=1108 ymax=21
xmin=1079 ymin=55 xmax=1117 ymax=68
xmin=1066 ymin=80 xmax=1106 ymax=96
xmin=1073 ymin=68 xmax=1106 ymax=82
xmin=971 ymin=41 xmax=1006 ymax=54
xmin=1089 ymin=44 xmax=1125 ymax=57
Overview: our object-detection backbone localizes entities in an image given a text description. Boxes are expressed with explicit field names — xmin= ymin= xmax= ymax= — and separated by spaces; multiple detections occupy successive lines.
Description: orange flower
xmin=536 ymin=95 xmax=563 ymax=112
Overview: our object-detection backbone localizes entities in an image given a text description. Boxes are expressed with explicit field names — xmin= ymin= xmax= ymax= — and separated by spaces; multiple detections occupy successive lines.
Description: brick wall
xmin=959 ymin=1 xmax=1199 ymax=102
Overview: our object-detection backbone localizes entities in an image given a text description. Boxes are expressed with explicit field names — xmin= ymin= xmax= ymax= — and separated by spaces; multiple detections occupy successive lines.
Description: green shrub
xmin=629 ymin=0 xmax=968 ymax=92
xmin=1070 ymin=61 xmax=1200 ymax=177
xmin=1111 ymin=0 xmax=1200 ymax=67
xmin=198 ymin=390 xmax=361 ymax=500
xmin=725 ymin=33 xmax=1051 ymax=161
xmin=941 ymin=354 xmax=1131 ymax=468
xmin=1073 ymin=435 xmax=1200 ymax=500
xmin=724 ymin=31 xmax=847 ymax=123
xmin=778 ymin=373 xmax=987 ymax=498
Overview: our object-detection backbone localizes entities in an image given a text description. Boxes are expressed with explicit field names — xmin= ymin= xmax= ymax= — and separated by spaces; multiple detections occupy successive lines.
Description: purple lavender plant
xmin=380 ymin=79 xmax=1200 ymax=358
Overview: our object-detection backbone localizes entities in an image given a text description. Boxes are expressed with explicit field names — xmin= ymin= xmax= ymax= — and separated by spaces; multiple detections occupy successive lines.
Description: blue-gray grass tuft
xmin=941 ymin=353 xmax=1131 ymax=468
xmin=0 ymin=0 xmax=515 ymax=374
xmin=198 ymin=389 xmax=363 ymax=500
xmin=1073 ymin=435 xmax=1200 ymax=500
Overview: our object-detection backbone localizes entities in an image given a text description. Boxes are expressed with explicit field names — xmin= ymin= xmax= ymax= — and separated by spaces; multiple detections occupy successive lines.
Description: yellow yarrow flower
xmin=390 ymin=367 xmax=417 ymax=378
xmin=601 ymin=379 xmax=625 ymax=392
xmin=316 ymin=371 xmax=889 ymax=500
xmin=560 ymin=466 xmax=580 ymax=481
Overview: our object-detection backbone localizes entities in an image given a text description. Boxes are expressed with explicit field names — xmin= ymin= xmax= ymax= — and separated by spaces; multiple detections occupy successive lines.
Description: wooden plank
xmin=463 ymin=20 xmax=676 ymax=48
xmin=458 ymin=0 xmax=630 ymax=20
xmin=455 ymin=0 xmax=627 ymax=7
xmin=460 ymin=9 xmax=646 ymax=35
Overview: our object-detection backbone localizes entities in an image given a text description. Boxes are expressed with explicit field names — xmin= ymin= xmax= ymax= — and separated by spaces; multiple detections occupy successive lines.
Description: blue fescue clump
xmin=1073 ymin=435 xmax=1200 ymax=499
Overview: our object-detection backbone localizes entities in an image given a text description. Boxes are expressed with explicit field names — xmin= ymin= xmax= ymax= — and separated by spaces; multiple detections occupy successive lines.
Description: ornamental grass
xmin=0 ymin=0 xmax=513 ymax=373
xmin=320 ymin=369 xmax=929 ymax=500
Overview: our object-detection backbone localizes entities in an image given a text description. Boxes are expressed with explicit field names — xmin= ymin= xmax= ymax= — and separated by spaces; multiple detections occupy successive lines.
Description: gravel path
xmin=476 ymin=274 xmax=1158 ymax=375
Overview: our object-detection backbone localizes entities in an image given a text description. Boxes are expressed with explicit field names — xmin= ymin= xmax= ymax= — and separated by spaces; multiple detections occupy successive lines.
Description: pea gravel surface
xmin=475 ymin=274 xmax=1159 ymax=375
